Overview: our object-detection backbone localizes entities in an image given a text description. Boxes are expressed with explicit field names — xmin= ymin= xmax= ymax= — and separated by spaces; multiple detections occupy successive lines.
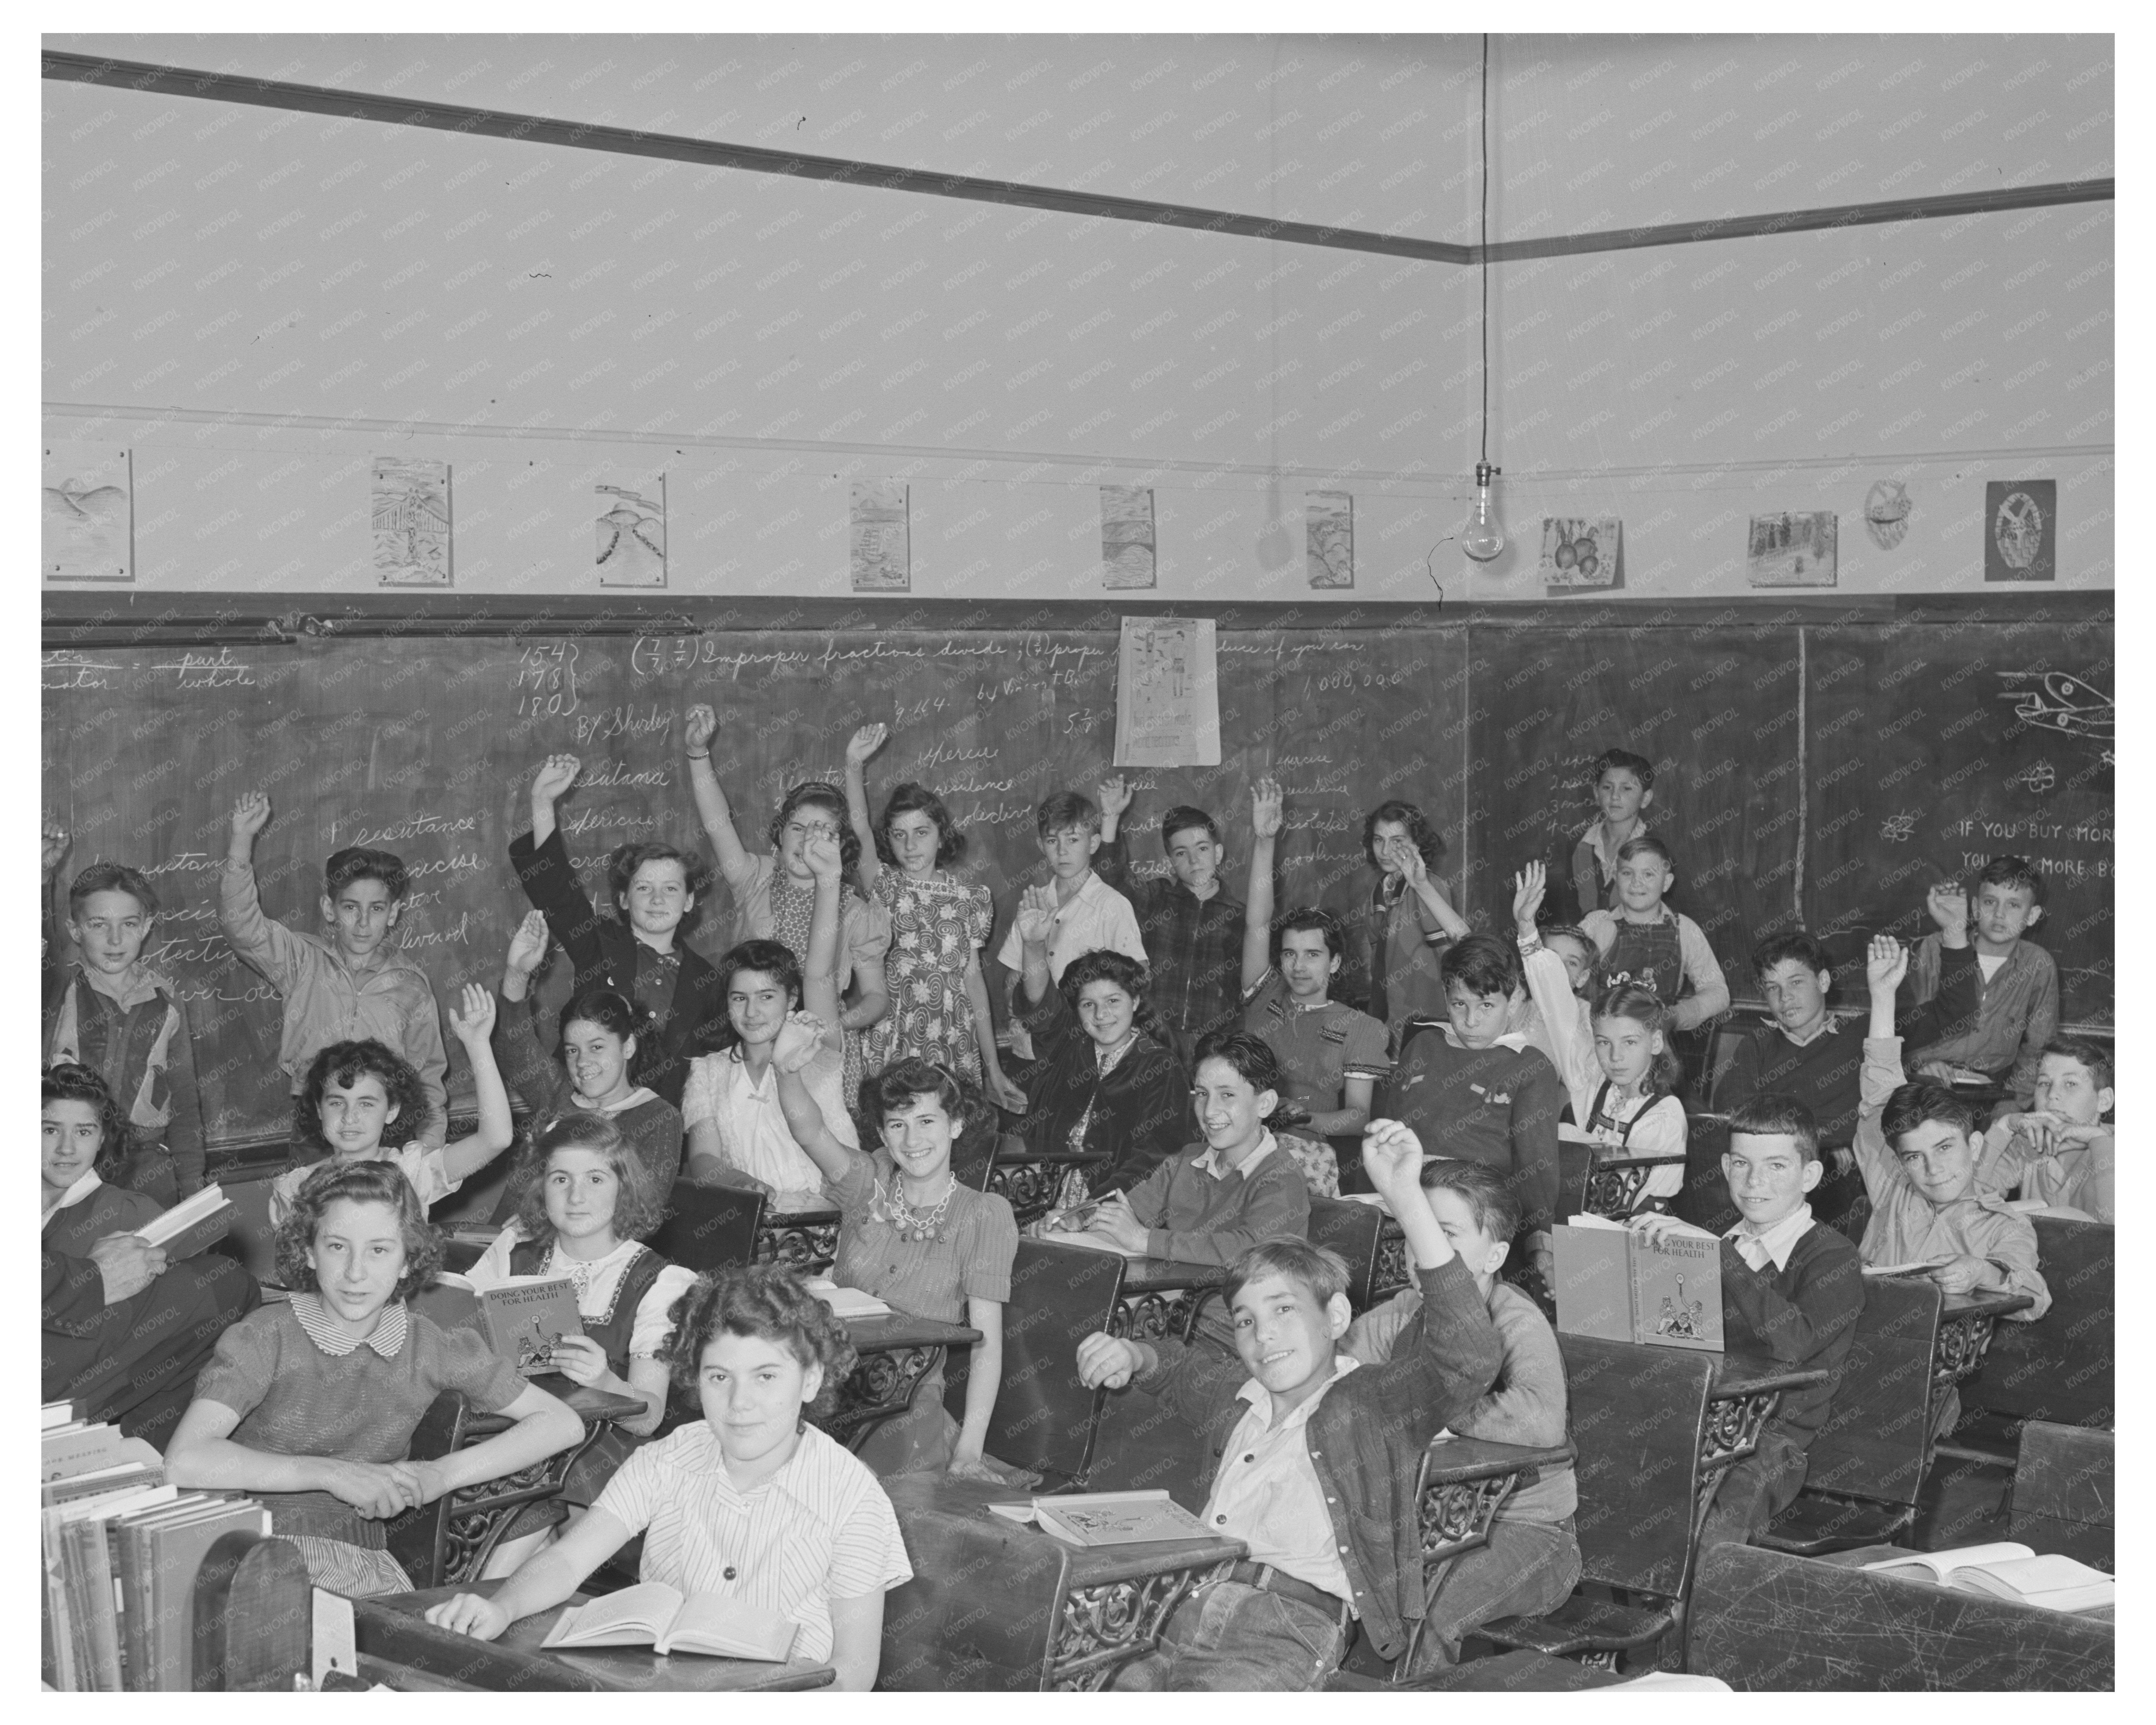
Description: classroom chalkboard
xmin=1462 ymin=608 xmax=2114 ymax=1025
xmin=41 ymin=623 xmax=1466 ymax=1154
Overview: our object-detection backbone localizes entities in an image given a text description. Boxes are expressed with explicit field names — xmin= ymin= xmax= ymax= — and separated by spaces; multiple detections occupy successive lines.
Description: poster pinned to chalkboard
xmin=1113 ymin=616 xmax=1220 ymax=768
xmin=1985 ymin=479 xmax=2057 ymax=582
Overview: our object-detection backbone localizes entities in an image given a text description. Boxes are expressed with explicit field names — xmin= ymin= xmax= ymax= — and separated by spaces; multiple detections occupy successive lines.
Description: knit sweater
xmin=1389 ymin=1025 xmax=1565 ymax=1236
xmin=1717 ymin=1219 xmax=1866 ymax=1442
xmin=1715 ymin=1018 xmax=1865 ymax=1148
xmin=1126 ymin=1133 xmax=1312 ymax=1264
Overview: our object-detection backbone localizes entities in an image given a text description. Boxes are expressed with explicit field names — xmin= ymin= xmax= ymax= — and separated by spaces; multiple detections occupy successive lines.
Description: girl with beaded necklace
xmin=771 ymin=1022 xmax=1018 ymax=1482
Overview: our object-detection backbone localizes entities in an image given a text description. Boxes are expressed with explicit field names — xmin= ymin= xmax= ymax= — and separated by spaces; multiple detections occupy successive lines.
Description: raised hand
xmin=1926 ymin=880 xmax=1969 ymax=935
xmin=772 ymin=1010 xmax=829 ymax=1073
xmin=1512 ymin=861 xmax=1547 ymax=934
xmin=228 ymin=790 xmax=272 ymax=844
xmin=1392 ymin=832 xmax=1429 ymax=888
xmin=1075 ymin=1332 xmax=1145 ymax=1391
xmin=1250 ymin=777 xmax=1284 ymax=840
xmin=1015 ymin=883 xmax=1058 ymax=948
xmin=505 ymin=909 xmax=549 ymax=977
xmin=42 ymin=825 xmax=70 ymax=878
xmin=447 ymin=981 xmax=497 ymax=1043
xmin=1866 ymin=933 xmax=1909 ymax=997
xmin=684 ymin=704 xmax=718 ymax=755
xmin=530 ymin=753 xmax=581 ymax=806
xmin=1095 ymin=774 xmax=1131 ymax=820
xmin=1361 ymin=1119 xmax=1427 ymax=1197
xmin=802 ymin=831 xmax=844 ymax=881
xmin=846 ymin=722 xmax=888 ymax=767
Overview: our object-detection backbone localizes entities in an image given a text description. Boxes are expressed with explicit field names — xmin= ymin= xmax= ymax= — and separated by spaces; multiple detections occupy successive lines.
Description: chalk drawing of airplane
xmin=1996 ymin=671 xmax=2114 ymax=765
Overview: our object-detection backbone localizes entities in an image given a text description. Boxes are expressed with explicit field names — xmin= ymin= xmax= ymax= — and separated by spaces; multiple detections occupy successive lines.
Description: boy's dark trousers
xmin=1698 ymin=1427 xmax=1809 ymax=1548
xmin=1112 ymin=1573 xmax=1349 ymax=1691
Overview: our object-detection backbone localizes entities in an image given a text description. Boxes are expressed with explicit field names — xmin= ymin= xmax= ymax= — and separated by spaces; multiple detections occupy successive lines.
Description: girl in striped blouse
xmin=426 ymin=1264 xmax=912 ymax=1690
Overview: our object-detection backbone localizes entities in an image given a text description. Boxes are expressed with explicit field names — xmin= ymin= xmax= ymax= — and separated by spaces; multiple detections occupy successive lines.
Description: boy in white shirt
xmin=994 ymin=790 xmax=1144 ymax=1058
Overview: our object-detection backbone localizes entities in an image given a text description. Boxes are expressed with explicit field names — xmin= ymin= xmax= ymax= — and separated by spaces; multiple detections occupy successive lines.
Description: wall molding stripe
xmin=42 ymin=51 xmax=2114 ymax=269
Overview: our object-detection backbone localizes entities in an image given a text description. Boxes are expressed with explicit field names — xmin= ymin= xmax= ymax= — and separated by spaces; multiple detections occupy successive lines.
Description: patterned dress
xmin=864 ymin=869 xmax=995 ymax=1083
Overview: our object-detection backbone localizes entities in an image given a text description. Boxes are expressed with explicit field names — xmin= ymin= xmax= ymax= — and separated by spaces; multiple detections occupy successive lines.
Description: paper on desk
xmin=804 ymin=1278 xmax=893 ymax=1318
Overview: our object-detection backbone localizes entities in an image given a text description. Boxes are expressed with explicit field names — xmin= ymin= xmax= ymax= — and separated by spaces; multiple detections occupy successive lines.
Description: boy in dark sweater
xmin=1630 ymin=1090 xmax=1864 ymax=1547
xmin=1714 ymin=930 xmax=1863 ymax=1163
xmin=1391 ymin=935 xmax=1565 ymax=1291
xmin=1075 ymin=1121 xmax=1502 ymax=1689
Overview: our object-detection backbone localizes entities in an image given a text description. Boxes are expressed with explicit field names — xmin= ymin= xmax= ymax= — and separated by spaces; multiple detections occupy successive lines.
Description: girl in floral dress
xmin=844 ymin=724 xmax=1027 ymax=1112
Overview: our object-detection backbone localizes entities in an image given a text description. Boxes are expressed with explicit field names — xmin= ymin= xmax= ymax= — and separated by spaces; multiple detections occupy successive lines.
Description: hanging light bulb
xmin=1461 ymin=460 xmax=1505 ymax=562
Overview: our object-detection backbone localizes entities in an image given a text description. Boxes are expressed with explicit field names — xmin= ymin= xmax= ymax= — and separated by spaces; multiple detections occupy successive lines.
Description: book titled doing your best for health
xmin=1552 ymin=1215 xmax=1725 ymax=1352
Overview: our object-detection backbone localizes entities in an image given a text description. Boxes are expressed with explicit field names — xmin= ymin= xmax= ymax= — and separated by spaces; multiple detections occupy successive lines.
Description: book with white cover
xmin=1861 ymin=1542 xmax=2114 ymax=1612
xmin=804 ymin=1278 xmax=893 ymax=1319
xmin=539 ymin=1583 xmax=799 ymax=1659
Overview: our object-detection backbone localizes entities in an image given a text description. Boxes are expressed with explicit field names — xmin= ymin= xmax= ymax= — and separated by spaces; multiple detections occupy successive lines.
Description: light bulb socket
xmin=1474 ymin=461 xmax=1500 ymax=488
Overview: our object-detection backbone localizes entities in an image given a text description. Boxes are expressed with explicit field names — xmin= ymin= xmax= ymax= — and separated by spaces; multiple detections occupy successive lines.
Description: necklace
xmin=879 ymin=1174 xmax=958 ymax=1244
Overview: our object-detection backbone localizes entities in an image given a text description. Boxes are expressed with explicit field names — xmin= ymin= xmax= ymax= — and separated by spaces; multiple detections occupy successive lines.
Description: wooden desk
xmin=1813 ymin=1543 xmax=2115 ymax=1626
xmin=1109 ymin=1256 xmax=1226 ymax=1342
xmin=356 ymin=1580 xmax=836 ymax=1691
xmin=877 ymin=1474 xmax=1244 ymax=1691
xmin=755 ymin=1203 xmax=842 ymax=1276
xmin=817 ymin=1313 xmax=980 ymax=1452
xmin=466 ymin=1374 xmax=645 ymax=1436
xmin=1697 ymin=1349 xmax=1829 ymax=1528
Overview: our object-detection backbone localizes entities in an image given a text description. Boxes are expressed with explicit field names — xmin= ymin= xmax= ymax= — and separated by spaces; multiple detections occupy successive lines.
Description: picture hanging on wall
xmin=373 ymin=457 xmax=452 ymax=587
xmin=43 ymin=444 xmax=133 ymax=583
xmin=596 ymin=478 xmax=667 ymax=588
xmin=850 ymin=479 xmax=910 ymax=592
xmin=1984 ymin=479 xmax=2057 ymax=582
xmin=1540 ymin=516 xmax=1621 ymax=590
xmin=1102 ymin=486 xmax=1157 ymax=589
xmin=1306 ymin=491 xmax=1353 ymax=588
xmin=1864 ymin=479 xmax=1913 ymax=550
xmin=1746 ymin=511 xmax=1837 ymax=588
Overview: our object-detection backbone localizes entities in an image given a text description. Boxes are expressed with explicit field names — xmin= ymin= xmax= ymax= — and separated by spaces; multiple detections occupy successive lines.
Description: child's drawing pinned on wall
xmin=1746 ymin=511 xmax=1837 ymax=589
xmin=373 ymin=457 xmax=451 ymax=587
xmin=44 ymin=445 xmax=133 ymax=583
xmin=850 ymin=479 xmax=910 ymax=592
xmin=596 ymin=479 xmax=667 ymax=588
xmin=1541 ymin=517 xmax=1621 ymax=591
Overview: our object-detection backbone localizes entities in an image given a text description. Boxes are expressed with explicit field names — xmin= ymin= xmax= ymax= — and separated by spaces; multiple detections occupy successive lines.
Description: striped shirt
xmin=590 ymin=1421 xmax=912 ymax=1663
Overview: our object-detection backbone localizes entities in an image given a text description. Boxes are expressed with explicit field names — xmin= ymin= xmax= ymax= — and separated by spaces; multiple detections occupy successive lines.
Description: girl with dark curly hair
xmin=1362 ymin=797 xmax=1465 ymax=1038
xmin=41 ymin=1061 xmax=165 ymax=1252
xmin=422 ymin=1262 xmax=912 ymax=1692
xmin=841 ymin=721 xmax=1027 ymax=1110
xmin=166 ymin=1160 xmax=580 ymax=1597
xmin=682 ymin=702 xmax=892 ymax=1099
xmin=268 ymin=982 xmax=518 ymax=1229
xmin=772 ymin=1037 xmax=1020 ymax=1482
xmin=497 ymin=912 xmax=686 ymax=1198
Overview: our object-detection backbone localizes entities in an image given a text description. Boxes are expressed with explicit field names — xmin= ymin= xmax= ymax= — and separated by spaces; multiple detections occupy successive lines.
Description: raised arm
xmin=1363 ymin=1119 xmax=1503 ymax=1424
xmin=1013 ymin=886 xmax=1059 ymax=1009
xmin=217 ymin=792 xmax=304 ymax=986
xmin=495 ymin=911 xmax=565 ymax=1113
xmin=842 ymin=723 xmax=888 ymax=895
xmin=526 ymin=753 xmax=581 ymax=853
xmin=1851 ymin=934 xmax=1914 ymax=1201
xmin=966 ymin=944 xmax=1028 ymax=1113
xmin=1394 ymin=831 xmax=1469 ymax=942
xmin=1241 ymin=778 xmax=1282 ymax=993
xmin=770 ymin=1017 xmax=863 ymax=1185
xmin=1092 ymin=775 xmax=1134 ymax=890
xmin=439 ymin=986 xmax=515 ymax=1184
xmin=1514 ymin=862 xmax=1597 ymax=1108
xmin=681 ymin=704 xmax=758 ymax=890
xmin=801 ymin=834 xmax=847 ymax=1028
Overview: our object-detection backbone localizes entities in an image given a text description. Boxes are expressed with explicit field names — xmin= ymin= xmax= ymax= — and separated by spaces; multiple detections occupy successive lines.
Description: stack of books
xmin=40 ymin=1403 xmax=268 ymax=1691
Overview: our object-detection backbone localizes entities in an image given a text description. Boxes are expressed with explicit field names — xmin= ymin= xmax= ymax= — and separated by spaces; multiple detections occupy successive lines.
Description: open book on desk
xmin=989 ymin=1489 xmax=1214 ymax=1547
xmin=1861 ymin=1543 xmax=2114 ymax=1613
xmin=539 ymin=1583 xmax=799 ymax=1659
xmin=804 ymin=1278 xmax=891 ymax=1319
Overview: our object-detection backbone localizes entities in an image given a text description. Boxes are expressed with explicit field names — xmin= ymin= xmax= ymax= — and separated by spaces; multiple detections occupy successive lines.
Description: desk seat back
xmin=2011 ymin=1420 xmax=2114 ymax=1573
xmin=1308 ymin=1197 xmax=1383 ymax=1312
xmin=646 ymin=1184 xmax=766 ymax=1275
xmin=1961 ymin=1217 xmax=2113 ymax=1428
xmin=1558 ymin=1333 xmax=1714 ymax=1600
xmin=1671 ymin=1113 xmax=1740 ymax=1236
xmin=944 ymin=1237 xmax=1126 ymax=1486
xmin=1798 ymin=1274 xmax=1941 ymax=1511
xmin=878 ymin=1475 xmax=1075 ymax=1690
xmin=1558 ymin=1139 xmax=1589 ymax=1219
xmin=1688 ymin=1543 xmax=2114 ymax=1691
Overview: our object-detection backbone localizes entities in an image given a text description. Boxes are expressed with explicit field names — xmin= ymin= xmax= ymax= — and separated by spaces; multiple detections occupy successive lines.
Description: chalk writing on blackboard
xmin=151 ymin=649 xmax=256 ymax=689
xmin=1996 ymin=671 xmax=2112 ymax=755
xmin=517 ymin=642 xmax=581 ymax=717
